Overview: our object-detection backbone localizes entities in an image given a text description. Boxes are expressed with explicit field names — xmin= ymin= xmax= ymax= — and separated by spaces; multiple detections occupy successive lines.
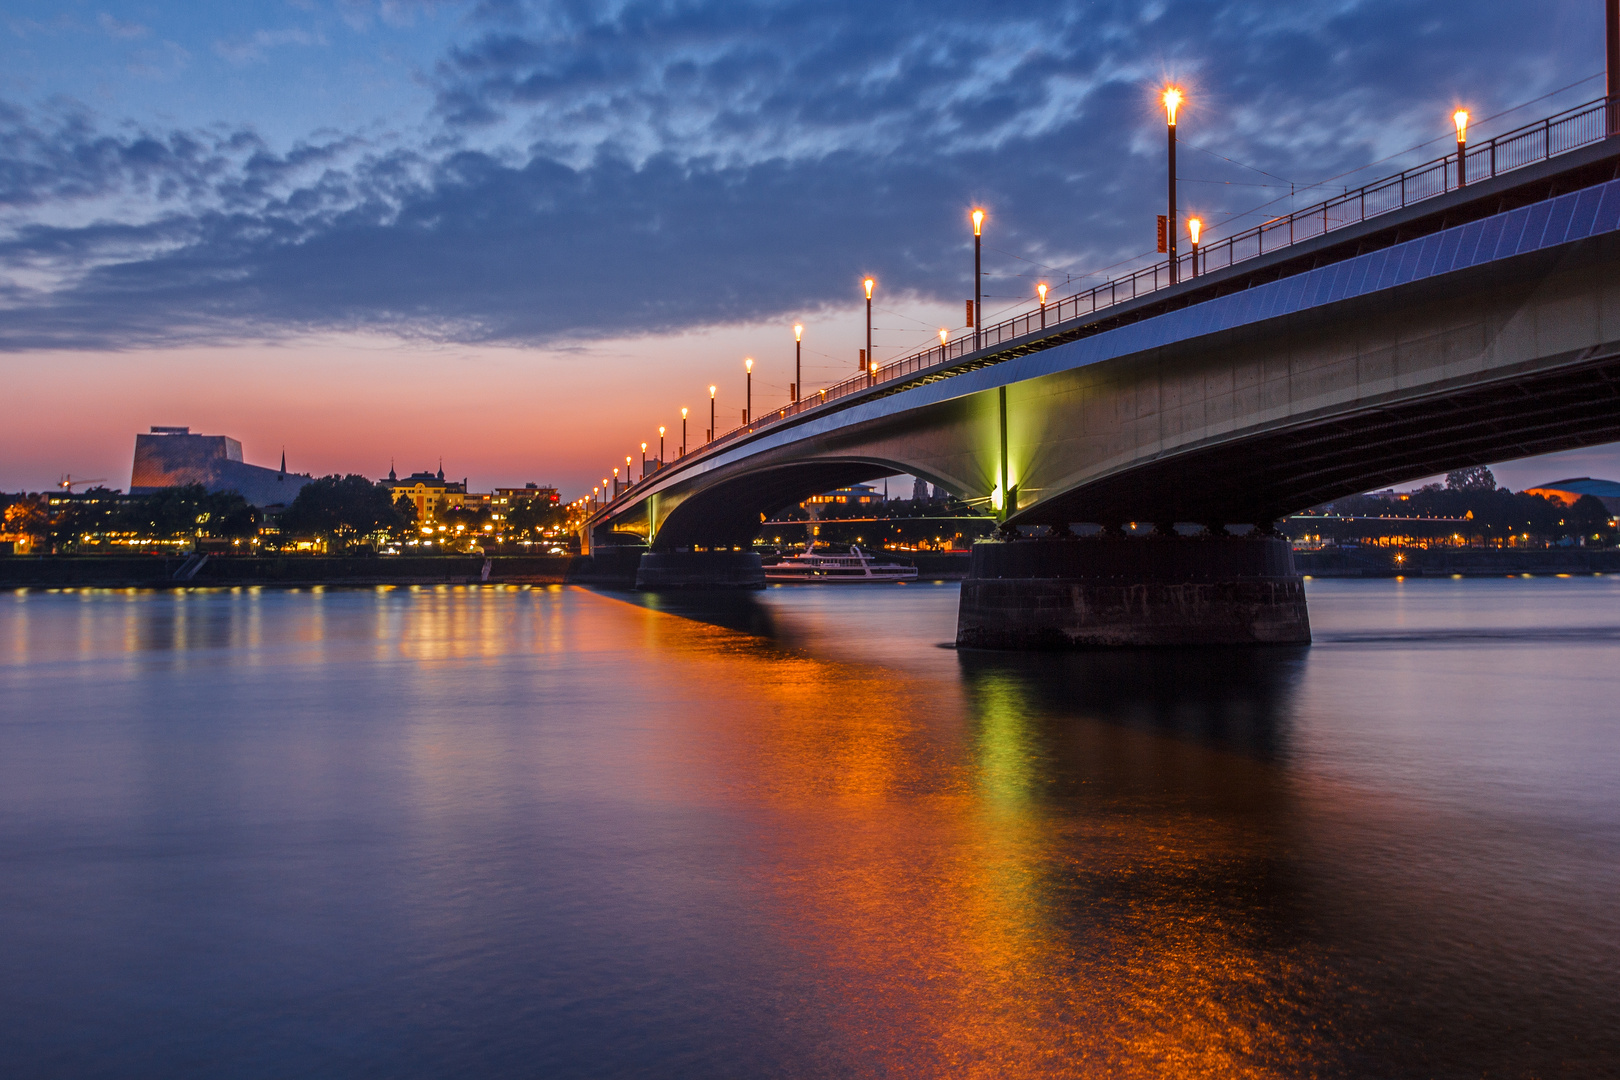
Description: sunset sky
xmin=2 ymin=0 xmax=1612 ymax=497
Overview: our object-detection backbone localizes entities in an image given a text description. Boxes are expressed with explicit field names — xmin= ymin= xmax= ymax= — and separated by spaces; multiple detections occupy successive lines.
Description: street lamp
xmin=659 ymin=425 xmax=666 ymax=465
xmin=640 ymin=442 xmax=647 ymax=479
xmin=863 ymin=277 xmax=875 ymax=385
xmin=1187 ymin=217 xmax=1202 ymax=277
xmin=709 ymin=385 xmax=716 ymax=443
xmin=612 ymin=467 xmax=619 ymax=498
xmin=1454 ymin=109 xmax=1470 ymax=186
xmin=793 ymin=323 xmax=803 ymax=404
xmin=1036 ymin=282 xmax=1048 ymax=329
xmin=744 ymin=358 xmax=753 ymax=424
xmin=680 ymin=408 xmax=688 ymax=457
xmin=971 ymin=209 xmax=984 ymax=348
xmin=1163 ymin=86 xmax=1182 ymax=284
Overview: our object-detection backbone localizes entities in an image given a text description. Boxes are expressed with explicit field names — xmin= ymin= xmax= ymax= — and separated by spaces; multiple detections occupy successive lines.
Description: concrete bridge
xmin=584 ymin=98 xmax=1620 ymax=647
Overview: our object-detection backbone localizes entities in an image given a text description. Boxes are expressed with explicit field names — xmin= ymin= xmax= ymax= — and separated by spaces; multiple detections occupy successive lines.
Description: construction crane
xmin=58 ymin=475 xmax=107 ymax=493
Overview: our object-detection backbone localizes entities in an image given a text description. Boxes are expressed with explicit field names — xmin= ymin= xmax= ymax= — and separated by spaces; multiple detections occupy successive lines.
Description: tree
xmin=1446 ymin=466 xmax=1497 ymax=491
xmin=1567 ymin=494 xmax=1613 ymax=543
xmin=392 ymin=494 xmax=419 ymax=532
xmin=280 ymin=475 xmax=402 ymax=548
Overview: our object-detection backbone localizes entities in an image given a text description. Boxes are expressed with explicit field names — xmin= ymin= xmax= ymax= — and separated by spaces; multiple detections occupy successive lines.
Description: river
xmin=2 ymin=578 xmax=1617 ymax=1078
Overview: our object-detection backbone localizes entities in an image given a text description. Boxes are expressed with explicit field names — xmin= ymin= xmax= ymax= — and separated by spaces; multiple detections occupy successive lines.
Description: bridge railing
xmin=607 ymin=97 xmax=1610 ymax=508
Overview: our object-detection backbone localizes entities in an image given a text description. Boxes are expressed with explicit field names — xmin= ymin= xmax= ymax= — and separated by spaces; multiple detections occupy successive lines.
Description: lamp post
xmin=592 ymin=485 xmax=598 ymax=507
xmin=658 ymin=426 xmax=666 ymax=466
xmin=1188 ymin=218 xmax=1202 ymax=277
xmin=863 ymin=278 xmax=875 ymax=386
xmin=793 ymin=324 xmax=803 ymax=403
xmin=971 ymin=209 xmax=984 ymax=349
xmin=1454 ymin=110 xmax=1469 ymax=187
xmin=709 ymin=385 xmax=716 ymax=443
xmin=1163 ymin=87 xmax=1182 ymax=284
xmin=1036 ymin=282 xmax=1048 ymax=329
xmin=612 ymin=468 xmax=619 ymax=498
xmin=640 ymin=443 xmax=647 ymax=479
xmin=744 ymin=359 xmax=753 ymax=424
xmin=680 ymin=408 xmax=688 ymax=457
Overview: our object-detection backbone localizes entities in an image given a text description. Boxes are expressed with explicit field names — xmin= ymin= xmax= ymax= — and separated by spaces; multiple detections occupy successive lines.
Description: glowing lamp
xmin=641 ymin=442 xmax=647 ymax=453
xmin=744 ymin=358 xmax=752 ymax=373
xmin=659 ymin=425 xmax=665 ymax=437
xmin=939 ymin=327 xmax=948 ymax=345
xmin=793 ymin=323 xmax=803 ymax=342
xmin=1454 ymin=110 xmax=1469 ymax=141
xmin=863 ymin=278 xmax=875 ymax=300
xmin=709 ymin=385 xmax=716 ymax=398
xmin=971 ymin=208 xmax=984 ymax=236
xmin=1037 ymin=283 xmax=1048 ymax=305
xmin=1163 ymin=87 xmax=1182 ymax=126
xmin=1188 ymin=217 xmax=1202 ymax=245
xmin=681 ymin=407 xmax=688 ymax=419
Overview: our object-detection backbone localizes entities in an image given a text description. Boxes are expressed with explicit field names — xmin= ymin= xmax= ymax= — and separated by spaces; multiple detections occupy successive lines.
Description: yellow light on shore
xmin=1188 ymin=217 xmax=1202 ymax=245
xmin=1454 ymin=109 xmax=1469 ymax=141
xmin=1163 ymin=87 xmax=1182 ymax=126
xmin=971 ymin=208 xmax=984 ymax=236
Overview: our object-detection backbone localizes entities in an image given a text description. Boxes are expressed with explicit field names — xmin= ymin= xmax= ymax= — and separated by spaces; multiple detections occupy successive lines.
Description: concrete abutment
xmin=957 ymin=536 xmax=1311 ymax=648
xmin=635 ymin=551 xmax=765 ymax=589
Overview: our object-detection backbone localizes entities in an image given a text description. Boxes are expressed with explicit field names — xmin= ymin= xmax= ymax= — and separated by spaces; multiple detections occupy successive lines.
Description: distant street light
xmin=744 ymin=358 xmax=753 ymax=424
xmin=793 ymin=323 xmax=803 ymax=404
xmin=659 ymin=425 xmax=666 ymax=465
xmin=1188 ymin=217 xmax=1202 ymax=277
xmin=1454 ymin=109 xmax=1470 ymax=186
xmin=863 ymin=278 xmax=875 ymax=385
xmin=681 ymin=407 xmax=688 ymax=457
xmin=1036 ymin=282 xmax=1048 ymax=329
xmin=640 ymin=442 xmax=647 ymax=479
xmin=1163 ymin=87 xmax=1182 ymax=284
xmin=709 ymin=385 xmax=717 ymax=443
xmin=971 ymin=209 xmax=984 ymax=348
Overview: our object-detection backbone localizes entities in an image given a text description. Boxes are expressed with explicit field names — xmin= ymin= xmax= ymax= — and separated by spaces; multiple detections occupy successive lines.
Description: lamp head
xmin=863 ymin=277 xmax=874 ymax=300
xmin=971 ymin=208 xmax=984 ymax=236
xmin=709 ymin=385 xmax=716 ymax=398
xmin=744 ymin=357 xmax=753 ymax=373
xmin=659 ymin=425 xmax=665 ymax=437
xmin=1162 ymin=87 xmax=1182 ymax=126
xmin=1453 ymin=109 xmax=1469 ymax=141
xmin=1188 ymin=217 xmax=1202 ymax=245
xmin=793 ymin=323 xmax=803 ymax=342
xmin=641 ymin=442 xmax=647 ymax=452
xmin=1037 ymin=282 xmax=1048 ymax=304
xmin=681 ymin=407 xmax=688 ymax=419
xmin=869 ymin=360 xmax=878 ymax=376
xmin=939 ymin=327 xmax=948 ymax=344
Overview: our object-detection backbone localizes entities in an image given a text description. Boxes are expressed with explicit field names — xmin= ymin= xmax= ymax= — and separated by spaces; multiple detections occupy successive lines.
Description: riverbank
xmin=0 ymin=550 xmax=976 ymax=589
xmin=1294 ymin=547 xmax=1620 ymax=576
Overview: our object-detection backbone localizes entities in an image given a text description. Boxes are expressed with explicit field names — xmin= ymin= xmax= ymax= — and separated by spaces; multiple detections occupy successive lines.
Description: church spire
xmin=388 ymin=457 xmax=396 ymax=482
xmin=437 ymin=457 xmax=444 ymax=482
xmin=279 ymin=447 xmax=286 ymax=477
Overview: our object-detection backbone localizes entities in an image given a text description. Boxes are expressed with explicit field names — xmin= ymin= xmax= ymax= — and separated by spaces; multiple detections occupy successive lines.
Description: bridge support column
xmin=635 ymin=550 xmax=765 ymax=590
xmin=956 ymin=536 xmax=1310 ymax=648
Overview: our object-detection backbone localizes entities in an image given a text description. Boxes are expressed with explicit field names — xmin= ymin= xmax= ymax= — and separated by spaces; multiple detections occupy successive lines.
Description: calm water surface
xmin=2 ymin=578 xmax=1618 ymax=1078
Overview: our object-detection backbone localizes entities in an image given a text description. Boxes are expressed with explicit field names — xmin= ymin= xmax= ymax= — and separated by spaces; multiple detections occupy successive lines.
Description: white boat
xmin=764 ymin=543 xmax=919 ymax=583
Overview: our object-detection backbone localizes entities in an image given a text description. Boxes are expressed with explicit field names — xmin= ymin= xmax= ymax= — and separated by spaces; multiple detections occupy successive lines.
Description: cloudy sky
xmin=0 ymin=0 xmax=1611 ymax=495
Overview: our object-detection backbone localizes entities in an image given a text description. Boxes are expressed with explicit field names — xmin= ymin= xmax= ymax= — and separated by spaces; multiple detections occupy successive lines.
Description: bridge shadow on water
xmin=955 ymin=645 xmax=1310 ymax=763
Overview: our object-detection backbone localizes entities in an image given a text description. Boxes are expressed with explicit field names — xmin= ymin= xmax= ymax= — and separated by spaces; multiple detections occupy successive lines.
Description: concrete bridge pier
xmin=635 ymin=550 xmax=766 ymax=590
xmin=956 ymin=535 xmax=1310 ymax=648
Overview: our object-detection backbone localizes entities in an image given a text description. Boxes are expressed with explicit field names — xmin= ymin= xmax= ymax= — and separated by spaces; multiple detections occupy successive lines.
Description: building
xmin=1523 ymin=477 xmax=1620 ymax=514
xmin=495 ymin=484 xmax=560 ymax=506
xmin=130 ymin=426 xmax=310 ymax=511
xmin=803 ymin=484 xmax=885 ymax=507
xmin=380 ymin=463 xmax=467 ymax=523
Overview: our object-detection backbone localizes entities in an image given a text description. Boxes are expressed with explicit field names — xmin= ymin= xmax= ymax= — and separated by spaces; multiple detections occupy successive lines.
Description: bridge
xmin=582 ymin=94 xmax=1620 ymax=647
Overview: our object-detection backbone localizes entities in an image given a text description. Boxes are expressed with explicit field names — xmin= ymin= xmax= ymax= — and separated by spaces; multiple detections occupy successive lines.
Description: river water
xmin=1 ymin=578 xmax=1618 ymax=1078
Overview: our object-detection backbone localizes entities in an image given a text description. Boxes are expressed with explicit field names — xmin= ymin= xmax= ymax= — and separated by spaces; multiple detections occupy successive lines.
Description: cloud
xmin=0 ymin=0 xmax=1605 ymax=353
xmin=213 ymin=27 xmax=327 ymax=66
xmin=97 ymin=13 xmax=150 ymax=40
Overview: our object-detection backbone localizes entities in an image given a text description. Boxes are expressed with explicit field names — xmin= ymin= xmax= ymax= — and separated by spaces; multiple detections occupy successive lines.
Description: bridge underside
xmin=1023 ymin=343 xmax=1620 ymax=529
xmin=648 ymin=462 xmax=900 ymax=550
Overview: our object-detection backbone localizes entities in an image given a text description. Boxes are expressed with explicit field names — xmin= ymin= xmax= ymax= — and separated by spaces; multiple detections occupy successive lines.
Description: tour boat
xmin=764 ymin=543 xmax=918 ymax=583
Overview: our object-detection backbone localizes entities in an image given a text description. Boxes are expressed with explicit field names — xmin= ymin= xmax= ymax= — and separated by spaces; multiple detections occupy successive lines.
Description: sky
xmin=1 ymin=0 xmax=1614 ymax=497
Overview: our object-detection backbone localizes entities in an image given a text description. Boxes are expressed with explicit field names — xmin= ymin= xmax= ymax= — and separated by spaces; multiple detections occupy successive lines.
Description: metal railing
xmin=604 ymin=96 xmax=1611 ymax=511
